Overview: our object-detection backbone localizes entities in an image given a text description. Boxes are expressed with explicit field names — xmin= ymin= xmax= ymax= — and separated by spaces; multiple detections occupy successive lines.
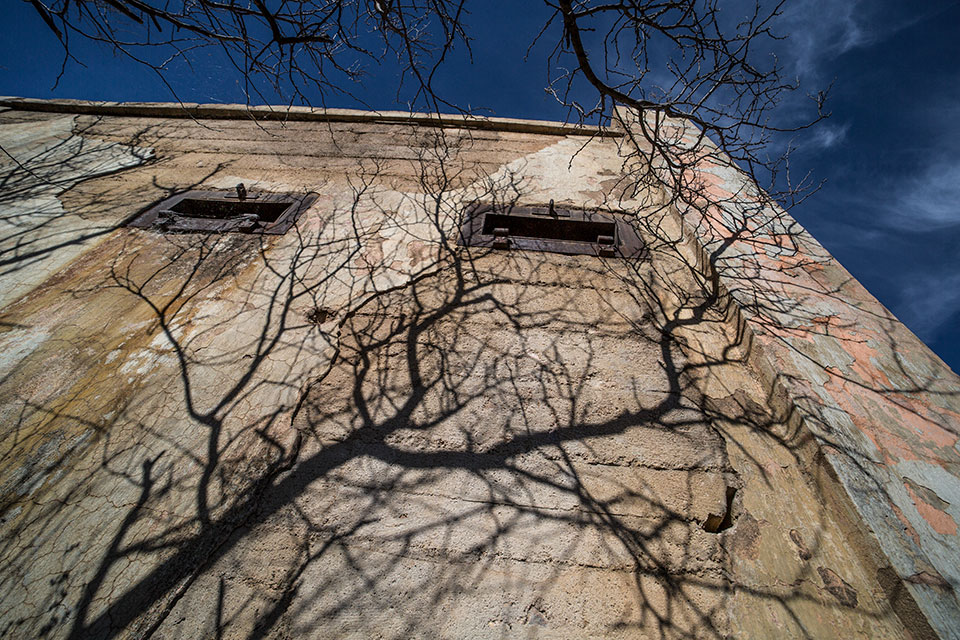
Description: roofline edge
xmin=0 ymin=97 xmax=620 ymax=138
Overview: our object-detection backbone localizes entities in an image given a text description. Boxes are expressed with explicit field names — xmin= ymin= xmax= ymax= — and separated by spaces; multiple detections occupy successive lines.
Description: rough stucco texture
xmin=0 ymin=104 xmax=953 ymax=638
xmin=0 ymin=110 xmax=153 ymax=307
xmin=648 ymin=112 xmax=960 ymax=638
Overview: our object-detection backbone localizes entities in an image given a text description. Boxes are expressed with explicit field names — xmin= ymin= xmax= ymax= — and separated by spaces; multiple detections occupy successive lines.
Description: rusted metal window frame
xmin=126 ymin=190 xmax=318 ymax=235
xmin=459 ymin=203 xmax=644 ymax=258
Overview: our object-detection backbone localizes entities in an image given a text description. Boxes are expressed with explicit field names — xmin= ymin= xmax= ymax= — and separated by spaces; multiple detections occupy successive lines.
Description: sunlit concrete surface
xmin=0 ymin=98 xmax=956 ymax=638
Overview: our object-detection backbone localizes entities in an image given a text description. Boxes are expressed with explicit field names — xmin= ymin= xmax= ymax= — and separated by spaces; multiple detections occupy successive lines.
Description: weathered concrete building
xmin=0 ymin=97 xmax=958 ymax=639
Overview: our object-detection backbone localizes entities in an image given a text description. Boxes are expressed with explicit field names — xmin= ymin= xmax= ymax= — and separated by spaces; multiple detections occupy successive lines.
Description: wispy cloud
xmin=777 ymin=0 xmax=958 ymax=81
xmin=807 ymin=122 xmax=850 ymax=150
xmin=779 ymin=0 xmax=868 ymax=79
xmin=884 ymin=158 xmax=960 ymax=230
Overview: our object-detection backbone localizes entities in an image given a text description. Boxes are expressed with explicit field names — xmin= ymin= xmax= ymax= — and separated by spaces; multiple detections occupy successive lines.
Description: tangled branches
xmin=27 ymin=0 xmax=828 ymax=212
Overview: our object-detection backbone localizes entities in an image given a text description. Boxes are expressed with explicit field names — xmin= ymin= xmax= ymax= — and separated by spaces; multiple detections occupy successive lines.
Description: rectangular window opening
xmin=126 ymin=189 xmax=317 ymax=235
xmin=480 ymin=213 xmax=617 ymax=245
xmin=169 ymin=198 xmax=290 ymax=223
xmin=460 ymin=204 xmax=642 ymax=258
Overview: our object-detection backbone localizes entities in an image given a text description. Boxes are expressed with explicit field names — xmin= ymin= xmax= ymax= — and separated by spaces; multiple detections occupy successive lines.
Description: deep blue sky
xmin=1 ymin=0 xmax=958 ymax=371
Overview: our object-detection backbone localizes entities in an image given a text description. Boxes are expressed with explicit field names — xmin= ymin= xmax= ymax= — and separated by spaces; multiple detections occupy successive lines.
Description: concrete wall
xmin=611 ymin=107 xmax=960 ymax=638
xmin=0 ymin=99 xmax=954 ymax=638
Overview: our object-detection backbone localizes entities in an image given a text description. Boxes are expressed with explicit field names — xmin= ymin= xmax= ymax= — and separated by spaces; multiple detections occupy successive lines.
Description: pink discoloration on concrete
xmin=822 ymin=359 xmax=959 ymax=461
xmin=819 ymin=368 xmax=959 ymax=471
xmin=845 ymin=406 xmax=923 ymax=465
xmin=687 ymin=160 xmax=959 ymax=442
xmin=905 ymin=482 xmax=958 ymax=536
xmin=657 ymin=137 xmax=960 ymax=632
xmin=889 ymin=500 xmax=925 ymax=547
xmin=407 ymin=240 xmax=437 ymax=268
xmin=888 ymin=399 xmax=959 ymax=452
xmin=355 ymin=232 xmax=387 ymax=271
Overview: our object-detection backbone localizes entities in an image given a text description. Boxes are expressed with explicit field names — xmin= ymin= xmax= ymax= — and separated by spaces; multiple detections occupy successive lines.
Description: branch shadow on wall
xmin=0 ymin=124 xmax=928 ymax=640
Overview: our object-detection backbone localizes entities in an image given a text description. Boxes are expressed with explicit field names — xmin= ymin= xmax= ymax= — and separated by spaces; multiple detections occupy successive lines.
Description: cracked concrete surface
xmin=0 ymin=101 xmax=955 ymax=638
xmin=0 ymin=111 xmax=153 ymax=308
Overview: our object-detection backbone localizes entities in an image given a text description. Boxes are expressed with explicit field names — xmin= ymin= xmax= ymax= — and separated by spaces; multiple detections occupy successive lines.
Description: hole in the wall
xmin=306 ymin=308 xmax=331 ymax=325
xmin=703 ymin=487 xmax=738 ymax=533
xmin=127 ymin=189 xmax=317 ymax=235
xmin=169 ymin=198 xmax=290 ymax=222
xmin=480 ymin=212 xmax=617 ymax=245
xmin=459 ymin=203 xmax=643 ymax=258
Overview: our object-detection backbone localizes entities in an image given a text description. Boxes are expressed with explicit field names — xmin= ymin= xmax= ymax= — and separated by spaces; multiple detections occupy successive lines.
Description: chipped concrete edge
xmin=613 ymin=103 xmax=960 ymax=639
xmin=668 ymin=205 xmax=947 ymax=638
xmin=0 ymin=96 xmax=620 ymax=138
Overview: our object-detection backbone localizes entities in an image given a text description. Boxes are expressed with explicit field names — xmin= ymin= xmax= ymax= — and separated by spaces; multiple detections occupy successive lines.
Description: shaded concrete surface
xmin=0 ymin=101 xmax=952 ymax=638
xmin=611 ymin=106 xmax=960 ymax=638
xmin=157 ymin=252 xmax=907 ymax=638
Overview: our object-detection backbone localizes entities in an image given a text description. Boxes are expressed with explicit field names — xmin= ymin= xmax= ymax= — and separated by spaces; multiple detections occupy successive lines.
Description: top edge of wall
xmin=0 ymin=97 xmax=620 ymax=138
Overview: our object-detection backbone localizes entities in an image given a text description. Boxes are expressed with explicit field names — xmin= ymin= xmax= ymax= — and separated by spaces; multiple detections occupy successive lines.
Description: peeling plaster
xmin=652 ymin=112 xmax=960 ymax=635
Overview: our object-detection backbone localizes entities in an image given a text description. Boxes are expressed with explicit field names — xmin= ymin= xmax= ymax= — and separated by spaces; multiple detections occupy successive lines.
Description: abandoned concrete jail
xmin=0 ymin=97 xmax=959 ymax=639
